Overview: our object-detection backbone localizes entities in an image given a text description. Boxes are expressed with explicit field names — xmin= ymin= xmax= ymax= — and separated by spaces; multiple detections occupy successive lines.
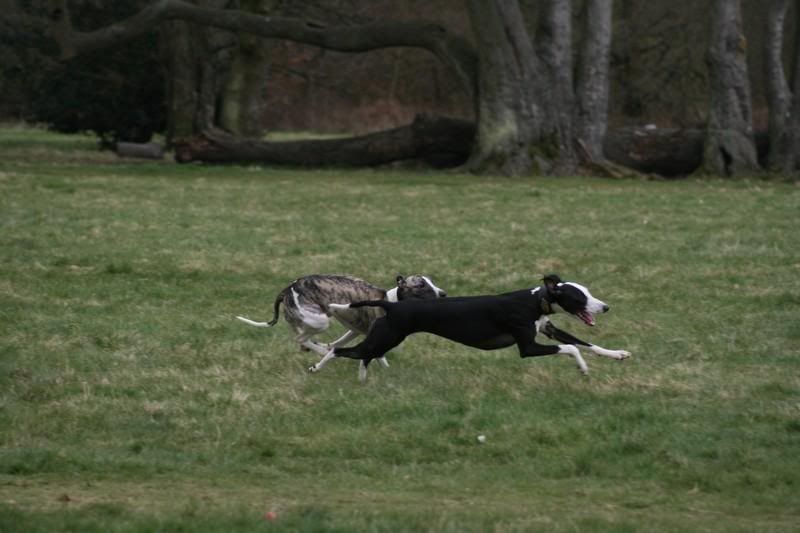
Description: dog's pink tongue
xmin=579 ymin=311 xmax=595 ymax=326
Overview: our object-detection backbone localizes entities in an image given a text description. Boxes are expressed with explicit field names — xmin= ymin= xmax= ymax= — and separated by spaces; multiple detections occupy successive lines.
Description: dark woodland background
xmin=0 ymin=1 xmax=789 ymax=132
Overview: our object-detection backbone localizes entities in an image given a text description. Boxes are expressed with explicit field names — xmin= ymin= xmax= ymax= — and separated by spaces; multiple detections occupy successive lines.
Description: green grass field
xmin=1 ymin=126 xmax=799 ymax=531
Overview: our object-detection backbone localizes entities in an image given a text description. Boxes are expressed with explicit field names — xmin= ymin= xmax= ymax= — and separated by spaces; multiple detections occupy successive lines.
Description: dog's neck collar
xmin=539 ymin=285 xmax=554 ymax=314
xmin=385 ymin=287 xmax=399 ymax=302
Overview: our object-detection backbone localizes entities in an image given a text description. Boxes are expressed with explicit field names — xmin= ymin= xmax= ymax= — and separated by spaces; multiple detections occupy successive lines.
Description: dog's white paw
xmin=590 ymin=346 xmax=631 ymax=360
xmin=308 ymin=364 xmax=318 ymax=373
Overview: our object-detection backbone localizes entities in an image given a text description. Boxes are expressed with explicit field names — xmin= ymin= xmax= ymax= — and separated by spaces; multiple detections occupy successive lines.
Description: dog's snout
xmin=439 ymin=291 xmax=447 ymax=298
xmin=602 ymin=304 xmax=610 ymax=313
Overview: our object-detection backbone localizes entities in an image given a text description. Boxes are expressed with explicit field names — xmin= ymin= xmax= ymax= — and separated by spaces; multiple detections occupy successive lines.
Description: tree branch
xmin=45 ymin=0 xmax=477 ymax=98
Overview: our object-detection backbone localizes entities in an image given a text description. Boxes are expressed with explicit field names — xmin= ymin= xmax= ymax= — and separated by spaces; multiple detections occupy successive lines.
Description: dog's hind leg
xmin=308 ymin=348 xmax=336 ymax=373
xmin=324 ymin=329 xmax=388 ymax=377
xmin=296 ymin=332 xmax=330 ymax=356
xmin=326 ymin=318 xmax=404 ymax=380
xmin=358 ymin=360 xmax=370 ymax=382
xmin=355 ymin=357 xmax=388 ymax=381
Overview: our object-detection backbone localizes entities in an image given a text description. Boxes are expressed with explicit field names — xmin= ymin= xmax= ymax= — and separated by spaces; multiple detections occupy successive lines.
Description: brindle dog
xmin=237 ymin=274 xmax=446 ymax=372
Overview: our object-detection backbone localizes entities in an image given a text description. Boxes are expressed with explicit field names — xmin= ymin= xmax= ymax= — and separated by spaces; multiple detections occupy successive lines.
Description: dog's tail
xmin=329 ymin=300 xmax=390 ymax=312
xmin=236 ymin=290 xmax=286 ymax=328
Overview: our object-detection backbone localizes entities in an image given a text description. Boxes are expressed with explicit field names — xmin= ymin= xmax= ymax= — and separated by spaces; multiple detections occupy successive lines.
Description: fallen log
xmin=603 ymin=127 xmax=704 ymax=176
xmin=603 ymin=127 xmax=769 ymax=177
xmin=173 ymin=119 xmax=768 ymax=177
xmin=174 ymin=114 xmax=475 ymax=168
xmin=115 ymin=141 xmax=165 ymax=160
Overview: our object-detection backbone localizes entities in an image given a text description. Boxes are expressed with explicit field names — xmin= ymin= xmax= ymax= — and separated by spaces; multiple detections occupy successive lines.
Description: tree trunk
xmin=463 ymin=0 xmax=539 ymax=175
xmin=575 ymin=0 xmax=613 ymax=162
xmin=173 ymin=114 xmax=474 ymax=167
xmin=158 ymin=0 xmax=236 ymax=143
xmin=769 ymin=1 xmax=800 ymax=175
xmin=218 ymin=0 xmax=274 ymax=136
xmin=764 ymin=0 xmax=790 ymax=169
xmin=701 ymin=0 xmax=759 ymax=176
xmin=465 ymin=0 xmax=579 ymax=176
xmin=535 ymin=0 xmax=577 ymax=174
xmin=160 ymin=20 xmax=197 ymax=141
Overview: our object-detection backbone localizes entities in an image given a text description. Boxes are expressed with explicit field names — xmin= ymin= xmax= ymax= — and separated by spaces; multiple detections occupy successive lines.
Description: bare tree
xmin=701 ymin=0 xmax=759 ymax=176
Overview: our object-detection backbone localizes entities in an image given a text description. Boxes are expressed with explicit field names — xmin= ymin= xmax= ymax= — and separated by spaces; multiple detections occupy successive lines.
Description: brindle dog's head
xmin=396 ymin=275 xmax=447 ymax=300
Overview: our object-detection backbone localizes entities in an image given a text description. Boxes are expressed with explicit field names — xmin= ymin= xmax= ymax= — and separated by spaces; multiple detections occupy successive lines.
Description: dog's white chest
xmin=534 ymin=316 xmax=550 ymax=334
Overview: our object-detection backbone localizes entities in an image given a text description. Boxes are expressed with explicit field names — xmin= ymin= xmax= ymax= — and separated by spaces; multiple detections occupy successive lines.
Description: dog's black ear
xmin=396 ymin=275 xmax=406 ymax=287
xmin=543 ymin=274 xmax=562 ymax=295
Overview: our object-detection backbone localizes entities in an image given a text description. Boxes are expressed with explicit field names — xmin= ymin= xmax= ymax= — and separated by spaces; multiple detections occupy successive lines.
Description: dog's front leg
xmin=542 ymin=323 xmax=630 ymax=361
xmin=557 ymin=345 xmax=589 ymax=375
xmin=513 ymin=328 xmax=589 ymax=374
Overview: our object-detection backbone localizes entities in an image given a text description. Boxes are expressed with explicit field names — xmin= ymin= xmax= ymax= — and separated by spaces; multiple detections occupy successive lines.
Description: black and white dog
xmin=311 ymin=275 xmax=630 ymax=379
xmin=237 ymin=274 xmax=446 ymax=371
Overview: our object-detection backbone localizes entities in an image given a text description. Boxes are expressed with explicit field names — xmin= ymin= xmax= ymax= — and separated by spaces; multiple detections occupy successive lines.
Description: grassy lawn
xmin=1 ymin=127 xmax=799 ymax=531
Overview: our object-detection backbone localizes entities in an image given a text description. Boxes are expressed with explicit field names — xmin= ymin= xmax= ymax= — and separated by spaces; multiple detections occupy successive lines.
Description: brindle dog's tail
xmin=236 ymin=288 xmax=287 ymax=327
